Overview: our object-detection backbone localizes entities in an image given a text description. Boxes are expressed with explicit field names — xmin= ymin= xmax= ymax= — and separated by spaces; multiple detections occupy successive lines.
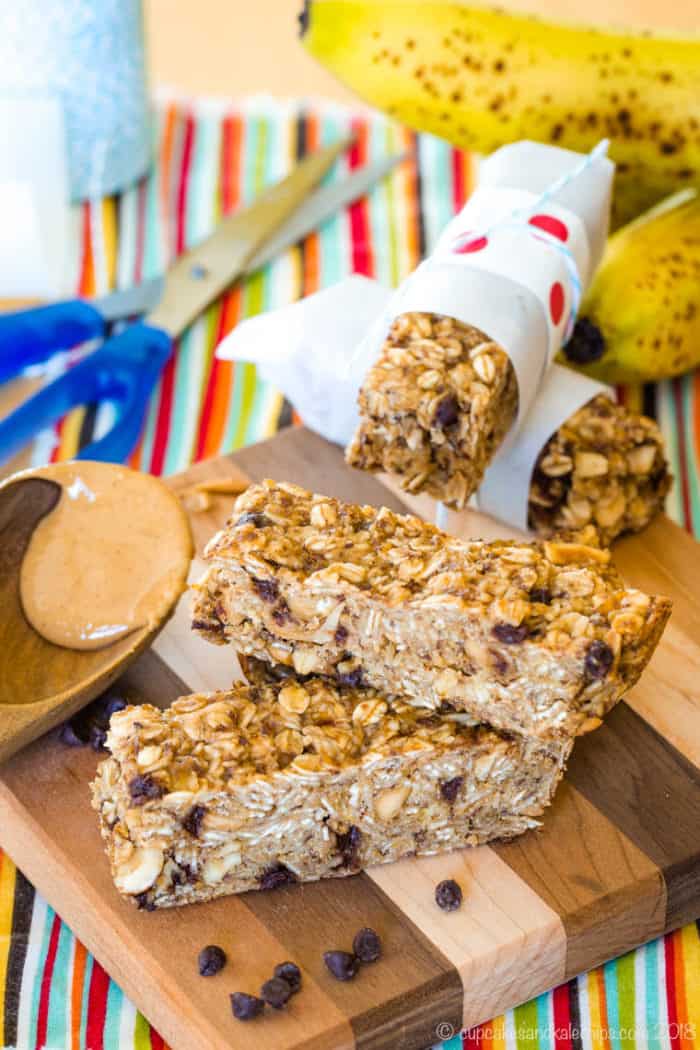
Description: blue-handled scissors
xmin=0 ymin=145 xmax=406 ymax=465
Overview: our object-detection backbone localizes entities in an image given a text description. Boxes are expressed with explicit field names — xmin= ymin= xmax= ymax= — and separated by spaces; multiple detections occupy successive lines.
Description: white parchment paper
xmin=216 ymin=276 xmax=612 ymax=532
xmin=350 ymin=140 xmax=614 ymax=432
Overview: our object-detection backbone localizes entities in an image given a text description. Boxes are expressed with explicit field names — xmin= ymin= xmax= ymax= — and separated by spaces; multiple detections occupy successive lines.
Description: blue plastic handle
xmin=0 ymin=300 xmax=107 ymax=385
xmin=0 ymin=322 xmax=172 ymax=464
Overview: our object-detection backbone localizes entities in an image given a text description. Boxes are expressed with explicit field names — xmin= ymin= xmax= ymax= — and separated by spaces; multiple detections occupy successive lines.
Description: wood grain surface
xmin=0 ymin=426 xmax=698 ymax=1050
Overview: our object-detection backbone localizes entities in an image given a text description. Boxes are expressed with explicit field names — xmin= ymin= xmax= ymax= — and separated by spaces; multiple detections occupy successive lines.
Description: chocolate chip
xmin=435 ymin=879 xmax=463 ymax=911
xmin=352 ymin=927 xmax=381 ymax=963
xmin=433 ymin=395 xmax=459 ymax=428
xmin=259 ymin=863 xmax=297 ymax=891
xmin=59 ymin=721 xmax=88 ymax=747
xmin=230 ymin=992 xmax=265 ymax=1021
xmin=323 ymin=950 xmax=360 ymax=981
xmin=191 ymin=618 xmax=214 ymax=632
xmin=59 ymin=692 xmax=129 ymax=750
xmin=440 ymin=776 xmax=464 ymax=803
xmin=492 ymin=623 xmax=528 ymax=644
xmin=272 ymin=601 xmax=291 ymax=625
xmin=135 ymin=892 xmax=156 ymax=911
xmin=251 ymin=576 xmax=279 ymax=603
xmin=237 ymin=511 xmax=272 ymax=528
xmin=261 ymin=976 xmax=292 ymax=1009
xmin=89 ymin=724 xmax=108 ymax=752
xmin=337 ymin=825 xmax=361 ymax=867
xmin=198 ymin=945 xmax=227 ymax=976
xmin=334 ymin=625 xmax=349 ymax=645
xmin=128 ymin=774 xmax=165 ymax=806
xmin=529 ymin=587 xmax=552 ymax=605
xmin=563 ymin=318 xmax=606 ymax=364
xmin=336 ymin=667 xmax=364 ymax=688
xmin=273 ymin=961 xmax=302 ymax=994
xmin=490 ymin=649 xmax=510 ymax=676
xmin=183 ymin=805 xmax=207 ymax=837
xmin=102 ymin=695 xmax=128 ymax=719
xmin=584 ymin=639 xmax=614 ymax=680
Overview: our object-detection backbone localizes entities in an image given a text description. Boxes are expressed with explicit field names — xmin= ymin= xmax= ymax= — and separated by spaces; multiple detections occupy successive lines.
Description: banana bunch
xmin=300 ymin=0 xmax=700 ymax=226
xmin=560 ymin=190 xmax=700 ymax=383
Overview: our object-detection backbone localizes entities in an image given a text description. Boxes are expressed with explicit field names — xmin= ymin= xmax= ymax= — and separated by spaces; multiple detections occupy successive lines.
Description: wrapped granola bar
xmin=218 ymin=277 xmax=670 ymax=545
xmin=346 ymin=141 xmax=615 ymax=504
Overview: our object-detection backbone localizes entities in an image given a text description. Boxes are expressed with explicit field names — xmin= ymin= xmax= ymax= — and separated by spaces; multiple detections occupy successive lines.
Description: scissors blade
xmin=89 ymin=151 xmax=407 ymax=326
xmin=90 ymin=276 xmax=165 ymax=322
xmin=146 ymin=138 xmax=352 ymax=337
xmin=244 ymin=150 xmax=409 ymax=274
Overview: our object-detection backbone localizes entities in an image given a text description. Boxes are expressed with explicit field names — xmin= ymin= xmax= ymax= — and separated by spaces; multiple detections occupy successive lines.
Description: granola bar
xmin=346 ymin=312 xmax=518 ymax=509
xmin=91 ymin=671 xmax=571 ymax=909
xmin=528 ymin=395 xmax=671 ymax=547
xmin=191 ymin=480 xmax=671 ymax=742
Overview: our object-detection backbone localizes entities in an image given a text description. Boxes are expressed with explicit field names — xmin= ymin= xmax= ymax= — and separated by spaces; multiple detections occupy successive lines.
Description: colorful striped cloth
xmin=0 ymin=96 xmax=698 ymax=1050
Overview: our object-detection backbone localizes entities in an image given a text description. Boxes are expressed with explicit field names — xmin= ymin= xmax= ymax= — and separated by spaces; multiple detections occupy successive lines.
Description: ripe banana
xmin=300 ymin=0 xmax=700 ymax=226
xmin=560 ymin=189 xmax=700 ymax=383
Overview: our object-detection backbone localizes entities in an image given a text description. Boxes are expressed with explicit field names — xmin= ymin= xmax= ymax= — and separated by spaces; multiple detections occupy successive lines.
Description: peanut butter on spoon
xmin=19 ymin=462 xmax=192 ymax=651
xmin=0 ymin=460 xmax=192 ymax=763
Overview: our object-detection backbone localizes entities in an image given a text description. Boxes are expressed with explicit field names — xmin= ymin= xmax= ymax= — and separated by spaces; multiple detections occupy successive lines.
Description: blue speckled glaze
xmin=0 ymin=0 xmax=151 ymax=200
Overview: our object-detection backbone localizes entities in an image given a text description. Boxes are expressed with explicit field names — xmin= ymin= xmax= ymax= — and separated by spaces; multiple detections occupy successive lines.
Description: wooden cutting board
xmin=1 ymin=427 xmax=699 ymax=1050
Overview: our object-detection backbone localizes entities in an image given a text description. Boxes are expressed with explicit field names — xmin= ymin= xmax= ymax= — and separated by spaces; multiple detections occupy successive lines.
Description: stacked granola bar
xmin=92 ymin=480 xmax=671 ymax=909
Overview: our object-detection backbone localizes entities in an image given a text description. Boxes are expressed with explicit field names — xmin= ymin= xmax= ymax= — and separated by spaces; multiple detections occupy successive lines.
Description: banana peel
xmin=560 ymin=189 xmax=700 ymax=383
xmin=300 ymin=0 xmax=700 ymax=227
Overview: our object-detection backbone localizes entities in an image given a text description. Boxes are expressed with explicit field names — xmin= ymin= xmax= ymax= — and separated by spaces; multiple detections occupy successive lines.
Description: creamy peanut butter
xmin=19 ymin=462 xmax=192 ymax=651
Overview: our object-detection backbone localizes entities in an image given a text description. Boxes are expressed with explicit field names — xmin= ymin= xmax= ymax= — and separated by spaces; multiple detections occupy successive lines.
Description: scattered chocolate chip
xmin=198 ymin=945 xmax=227 ymax=976
xmin=529 ymin=587 xmax=552 ymax=605
xmin=563 ymin=318 xmax=606 ymax=365
xmin=352 ymin=927 xmax=381 ymax=963
xmin=440 ymin=776 xmax=464 ymax=803
xmin=584 ymin=639 xmax=614 ymax=680
xmin=237 ymin=511 xmax=272 ymax=528
xmin=334 ymin=625 xmax=349 ymax=645
xmin=59 ymin=721 xmax=88 ymax=747
xmin=336 ymin=667 xmax=364 ymax=688
xmin=435 ymin=879 xmax=463 ymax=911
xmin=337 ymin=825 xmax=362 ymax=867
xmin=182 ymin=805 xmax=207 ymax=837
xmin=492 ymin=623 xmax=528 ymax=644
xmin=59 ymin=692 xmax=129 ymax=751
xmin=230 ymin=992 xmax=265 ymax=1021
xmin=433 ymin=394 xmax=460 ymax=428
xmin=128 ymin=774 xmax=165 ymax=806
xmin=323 ymin=950 xmax=360 ymax=982
xmin=251 ymin=576 xmax=279 ymax=602
xmin=134 ymin=892 xmax=156 ymax=911
xmin=259 ymin=863 xmax=297 ymax=891
xmin=273 ymin=961 xmax=302 ymax=994
xmin=261 ymin=976 xmax=292 ymax=1009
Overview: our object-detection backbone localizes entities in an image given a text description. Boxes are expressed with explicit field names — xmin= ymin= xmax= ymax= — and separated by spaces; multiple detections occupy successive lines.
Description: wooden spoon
xmin=0 ymin=462 xmax=193 ymax=763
